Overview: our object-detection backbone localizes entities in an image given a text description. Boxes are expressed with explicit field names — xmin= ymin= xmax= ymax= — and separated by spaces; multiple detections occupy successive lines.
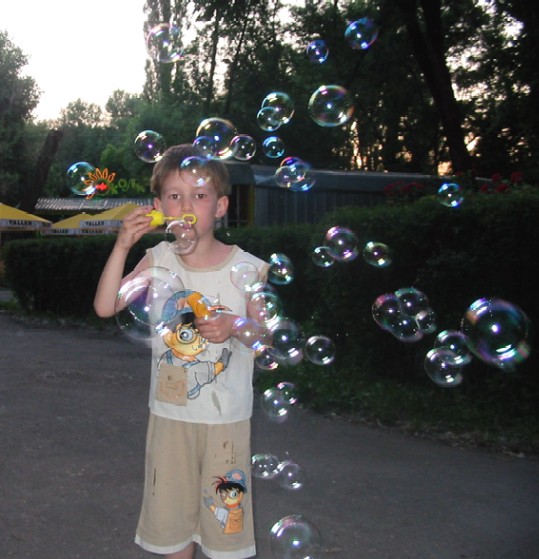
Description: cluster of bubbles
xmin=252 ymin=450 xmax=305 ymax=491
xmin=274 ymin=157 xmax=316 ymax=191
xmin=257 ymin=91 xmax=295 ymax=133
xmin=372 ymin=287 xmax=437 ymax=343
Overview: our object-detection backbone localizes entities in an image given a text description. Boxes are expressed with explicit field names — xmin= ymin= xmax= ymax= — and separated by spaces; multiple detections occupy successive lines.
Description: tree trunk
xmin=20 ymin=129 xmax=63 ymax=212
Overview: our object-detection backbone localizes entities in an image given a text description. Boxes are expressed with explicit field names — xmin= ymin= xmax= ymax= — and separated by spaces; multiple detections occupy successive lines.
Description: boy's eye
xmin=195 ymin=192 xmax=206 ymax=199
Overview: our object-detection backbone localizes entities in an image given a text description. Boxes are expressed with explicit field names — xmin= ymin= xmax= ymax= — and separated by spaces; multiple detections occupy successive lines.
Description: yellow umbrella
xmin=79 ymin=202 xmax=141 ymax=231
xmin=45 ymin=213 xmax=101 ymax=235
xmin=0 ymin=203 xmax=51 ymax=230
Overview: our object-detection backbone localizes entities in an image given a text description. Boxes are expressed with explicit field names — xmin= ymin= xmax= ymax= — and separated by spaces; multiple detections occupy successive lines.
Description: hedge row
xmin=3 ymin=191 xmax=539 ymax=421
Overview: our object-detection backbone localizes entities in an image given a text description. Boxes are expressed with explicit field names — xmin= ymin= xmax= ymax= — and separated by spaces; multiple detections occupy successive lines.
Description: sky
xmin=1 ymin=0 xmax=148 ymax=121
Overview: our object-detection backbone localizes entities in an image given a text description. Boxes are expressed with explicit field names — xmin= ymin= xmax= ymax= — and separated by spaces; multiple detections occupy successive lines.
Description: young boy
xmin=94 ymin=144 xmax=268 ymax=559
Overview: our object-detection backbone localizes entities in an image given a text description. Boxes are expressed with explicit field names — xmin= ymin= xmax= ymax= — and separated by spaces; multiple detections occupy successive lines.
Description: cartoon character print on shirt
xmin=203 ymin=469 xmax=247 ymax=534
xmin=155 ymin=290 xmax=231 ymax=405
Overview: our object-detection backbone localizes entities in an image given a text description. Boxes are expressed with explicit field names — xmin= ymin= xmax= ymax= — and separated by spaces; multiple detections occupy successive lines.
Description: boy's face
xmin=155 ymin=170 xmax=228 ymax=239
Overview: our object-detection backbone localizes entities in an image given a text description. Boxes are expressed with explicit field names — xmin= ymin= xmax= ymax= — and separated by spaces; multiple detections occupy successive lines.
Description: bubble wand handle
xmin=146 ymin=210 xmax=197 ymax=227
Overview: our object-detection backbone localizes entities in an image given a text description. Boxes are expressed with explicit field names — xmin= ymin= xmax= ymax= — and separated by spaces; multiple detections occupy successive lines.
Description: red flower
xmin=495 ymin=183 xmax=510 ymax=193
xmin=509 ymin=171 xmax=523 ymax=184
xmin=491 ymin=172 xmax=503 ymax=184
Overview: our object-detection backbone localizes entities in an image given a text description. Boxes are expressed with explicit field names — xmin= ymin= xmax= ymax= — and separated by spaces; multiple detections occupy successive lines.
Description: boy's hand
xmin=115 ymin=205 xmax=155 ymax=250
xmin=195 ymin=313 xmax=237 ymax=344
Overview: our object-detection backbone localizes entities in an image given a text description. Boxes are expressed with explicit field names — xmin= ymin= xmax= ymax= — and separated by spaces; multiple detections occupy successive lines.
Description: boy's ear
xmin=154 ymin=197 xmax=162 ymax=210
xmin=215 ymin=195 xmax=229 ymax=219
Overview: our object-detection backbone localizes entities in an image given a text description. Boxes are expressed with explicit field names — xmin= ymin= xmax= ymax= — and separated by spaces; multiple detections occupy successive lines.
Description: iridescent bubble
xmin=268 ymin=253 xmax=294 ymax=286
xmin=165 ymin=219 xmax=198 ymax=255
xmin=324 ymin=226 xmax=359 ymax=262
xmin=192 ymin=135 xmax=218 ymax=158
xmin=250 ymin=291 xmax=283 ymax=326
xmin=180 ymin=155 xmax=210 ymax=187
xmin=231 ymin=134 xmax=257 ymax=161
xmin=394 ymin=287 xmax=430 ymax=317
xmin=261 ymin=91 xmax=294 ymax=125
xmin=66 ymin=161 xmax=96 ymax=196
xmin=230 ymin=261 xmax=260 ymax=292
xmin=305 ymin=335 xmax=336 ymax=365
xmin=306 ymin=39 xmax=329 ymax=64
xmin=263 ymin=136 xmax=286 ymax=159
xmin=461 ymin=298 xmax=532 ymax=369
xmin=275 ymin=158 xmax=315 ymax=192
xmin=437 ymin=182 xmax=464 ymax=208
xmin=363 ymin=241 xmax=392 ymax=267
xmin=232 ymin=317 xmax=268 ymax=351
xmin=391 ymin=313 xmax=423 ymax=343
xmin=115 ymin=266 xmax=185 ymax=346
xmin=134 ymin=130 xmax=167 ymax=163
xmin=257 ymin=106 xmax=281 ymax=132
xmin=344 ymin=17 xmax=379 ymax=50
xmin=146 ymin=22 xmax=184 ymax=63
xmin=261 ymin=387 xmax=292 ymax=423
xmin=425 ymin=348 xmax=464 ymax=387
xmin=195 ymin=117 xmax=237 ymax=160
xmin=372 ymin=293 xmax=402 ymax=331
xmin=312 ymin=246 xmax=335 ymax=268
xmin=251 ymin=453 xmax=280 ymax=479
xmin=276 ymin=460 xmax=305 ymax=491
xmin=415 ymin=308 xmax=437 ymax=334
xmin=255 ymin=345 xmax=280 ymax=371
xmin=276 ymin=381 xmax=299 ymax=405
xmin=269 ymin=514 xmax=322 ymax=559
xmin=434 ymin=330 xmax=472 ymax=365
xmin=268 ymin=318 xmax=305 ymax=366
xmin=308 ymin=84 xmax=355 ymax=127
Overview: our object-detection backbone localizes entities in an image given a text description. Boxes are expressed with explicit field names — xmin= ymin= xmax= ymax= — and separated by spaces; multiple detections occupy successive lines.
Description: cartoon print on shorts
xmin=156 ymin=290 xmax=231 ymax=402
xmin=204 ymin=469 xmax=247 ymax=534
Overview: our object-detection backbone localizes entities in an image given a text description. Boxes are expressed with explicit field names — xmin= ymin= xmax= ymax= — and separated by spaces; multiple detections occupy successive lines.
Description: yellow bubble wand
xmin=146 ymin=209 xmax=197 ymax=227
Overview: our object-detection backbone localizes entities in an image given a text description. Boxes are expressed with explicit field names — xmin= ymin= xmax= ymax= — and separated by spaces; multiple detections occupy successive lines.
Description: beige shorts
xmin=135 ymin=414 xmax=256 ymax=559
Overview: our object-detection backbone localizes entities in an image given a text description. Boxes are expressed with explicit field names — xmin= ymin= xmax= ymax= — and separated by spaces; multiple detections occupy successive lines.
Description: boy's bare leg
xmin=166 ymin=542 xmax=195 ymax=559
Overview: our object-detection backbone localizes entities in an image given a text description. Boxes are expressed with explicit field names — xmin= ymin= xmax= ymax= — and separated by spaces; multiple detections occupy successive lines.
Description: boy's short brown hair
xmin=150 ymin=144 xmax=231 ymax=198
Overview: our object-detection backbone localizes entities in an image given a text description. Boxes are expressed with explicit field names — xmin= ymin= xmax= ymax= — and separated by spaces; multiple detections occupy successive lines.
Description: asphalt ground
xmin=1 ymin=307 xmax=538 ymax=559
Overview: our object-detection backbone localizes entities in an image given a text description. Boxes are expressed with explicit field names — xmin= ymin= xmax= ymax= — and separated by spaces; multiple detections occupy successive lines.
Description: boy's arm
xmin=94 ymin=205 xmax=155 ymax=318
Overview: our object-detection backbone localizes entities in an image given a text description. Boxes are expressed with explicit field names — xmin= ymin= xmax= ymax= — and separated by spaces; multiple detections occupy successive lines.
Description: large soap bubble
xmin=308 ymin=84 xmax=354 ymax=127
xmin=134 ymin=130 xmax=167 ymax=163
xmin=251 ymin=453 xmax=280 ymax=479
xmin=424 ymin=348 xmax=465 ymax=387
xmin=324 ymin=226 xmax=359 ymax=262
xmin=268 ymin=253 xmax=294 ymax=285
xmin=115 ymin=266 xmax=185 ymax=346
xmin=434 ymin=330 xmax=472 ymax=366
xmin=306 ymin=39 xmax=329 ymax=64
xmin=276 ymin=459 xmax=305 ymax=491
xmin=461 ymin=297 xmax=532 ymax=369
xmin=261 ymin=91 xmax=294 ymax=125
xmin=268 ymin=318 xmax=305 ymax=366
xmin=66 ymin=161 xmax=96 ymax=196
xmin=165 ymin=219 xmax=198 ymax=255
xmin=363 ymin=241 xmax=392 ymax=267
xmin=146 ymin=22 xmax=184 ymax=63
xmin=231 ymin=134 xmax=257 ymax=161
xmin=305 ymin=335 xmax=336 ymax=365
xmin=195 ymin=117 xmax=237 ymax=159
xmin=344 ymin=17 xmax=379 ymax=50
xmin=269 ymin=514 xmax=322 ymax=559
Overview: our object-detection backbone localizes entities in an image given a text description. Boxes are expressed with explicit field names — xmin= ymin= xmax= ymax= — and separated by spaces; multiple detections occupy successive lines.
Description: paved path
xmin=0 ymin=311 xmax=538 ymax=558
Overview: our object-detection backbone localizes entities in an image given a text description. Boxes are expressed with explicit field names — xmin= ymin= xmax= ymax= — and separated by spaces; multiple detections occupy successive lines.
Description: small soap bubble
xmin=195 ymin=117 xmax=237 ymax=159
xmin=230 ymin=261 xmax=260 ymax=292
xmin=165 ymin=220 xmax=198 ymax=255
xmin=261 ymin=91 xmax=294 ymax=125
xmin=262 ymin=136 xmax=286 ymax=159
xmin=250 ymin=291 xmax=283 ymax=326
xmin=344 ymin=17 xmax=379 ymax=50
xmin=276 ymin=459 xmax=305 ymax=491
xmin=461 ymin=298 xmax=532 ymax=369
xmin=308 ymin=84 xmax=355 ymax=127
xmin=437 ymin=182 xmax=464 ymax=208
xmin=231 ymin=134 xmax=257 ymax=161
xmin=146 ymin=22 xmax=184 ymax=63
xmin=115 ymin=266 xmax=185 ymax=346
xmin=255 ymin=345 xmax=280 ymax=371
xmin=372 ymin=293 xmax=402 ymax=331
xmin=251 ymin=453 xmax=280 ymax=479
xmin=269 ymin=514 xmax=322 ymax=559
xmin=434 ymin=330 xmax=472 ymax=365
xmin=261 ymin=387 xmax=292 ymax=423
xmin=268 ymin=318 xmax=305 ymax=366
xmin=324 ymin=226 xmax=359 ymax=262
xmin=257 ymin=106 xmax=281 ymax=132
xmin=425 ymin=348 xmax=465 ymax=387
xmin=232 ymin=317 xmax=268 ymax=351
xmin=134 ymin=130 xmax=167 ymax=163
xmin=268 ymin=253 xmax=294 ymax=286
xmin=312 ymin=246 xmax=335 ymax=268
xmin=276 ymin=381 xmax=299 ymax=405
xmin=306 ymin=39 xmax=329 ymax=63
xmin=193 ymin=135 xmax=219 ymax=158
xmin=305 ymin=335 xmax=336 ymax=365
xmin=363 ymin=241 xmax=392 ymax=267
xmin=180 ymin=155 xmax=210 ymax=186
xmin=391 ymin=313 xmax=424 ymax=343
xmin=415 ymin=308 xmax=437 ymax=334
xmin=66 ymin=161 xmax=96 ymax=196
xmin=394 ymin=287 xmax=430 ymax=317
